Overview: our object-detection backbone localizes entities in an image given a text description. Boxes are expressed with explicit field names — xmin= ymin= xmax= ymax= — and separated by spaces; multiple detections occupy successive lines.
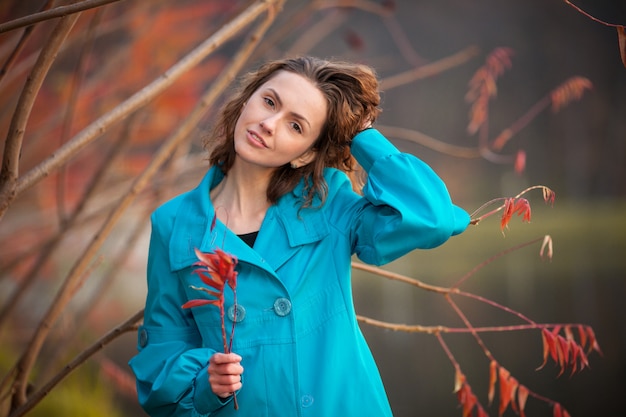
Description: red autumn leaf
xmin=568 ymin=343 xmax=582 ymax=376
xmin=584 ymin=326 xmax=603 ymax=356
xmin=517 ymin=385 xmax=529 ymax=417
xmin=452 ymin=371 xmax=487 ymax=417
xmin=513 ymin=198 xmax=531 ymax=223
xmin=463 ymin=392 xmax=477 ymax=417
xmin=556 ymin=335 xmax=570 ymax=377
xmin=537 ymin=328 xmax=559 ymax=370
xmin=577 ymin=344 xmax=590 ymax=370
xmin=500 ymin=197 xmax=531 ymax=232
xmin=577 ymin=325 xmax=588 ymax=350
xmin=194 ymin=247 xmax=238 ymax=291
xmin=488 ymin=360 xmax=497 ymax=405
xmin=618 ymin=26 xmax=626 ymax=68
xmin=501 ymin=198 xmax=515 ymax=231
xmin=181 ymin=298 xmax=219 ymax=309
xmin=194 ymin=270 xmax=225 ymax=291
xmin=498 ymin=367 xmax=513 ymax=416
xmin=508 ymin=377 xmax=519 ymax=414
xmin=553 ymin=402 xmax=572 ymax=417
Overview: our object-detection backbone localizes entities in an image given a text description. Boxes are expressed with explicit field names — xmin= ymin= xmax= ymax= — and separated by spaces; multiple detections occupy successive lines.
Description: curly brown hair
xmin=204 ymin=56 xmax=381 ymax=208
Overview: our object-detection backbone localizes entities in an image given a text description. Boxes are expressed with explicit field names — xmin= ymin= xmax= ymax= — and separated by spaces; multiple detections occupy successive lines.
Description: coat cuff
xmin=351 ymin=128 xmax=400 ymax=172
xmin=193 ymin=365 xmax=232 ymax=414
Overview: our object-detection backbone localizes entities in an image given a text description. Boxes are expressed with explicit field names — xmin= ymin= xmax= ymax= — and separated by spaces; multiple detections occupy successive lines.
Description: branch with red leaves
xmin=469 ymin=185 xmax=555 ymax=233
xmin=465 ymin=48 xmax=593 ymax=173
xmin=355 ymin=187 xmax=601 ymax=417
xmin=182 ymin=248 xmax=240 ymax=410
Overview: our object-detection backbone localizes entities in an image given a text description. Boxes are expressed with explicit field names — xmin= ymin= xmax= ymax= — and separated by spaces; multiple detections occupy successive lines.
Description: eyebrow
xmin=267 ymin=88 xmax=311 ymax=129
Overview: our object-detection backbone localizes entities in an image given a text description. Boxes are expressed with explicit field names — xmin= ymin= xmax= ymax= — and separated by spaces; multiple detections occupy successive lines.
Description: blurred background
xmin=0 ymin=0 xmax=624 ymax=416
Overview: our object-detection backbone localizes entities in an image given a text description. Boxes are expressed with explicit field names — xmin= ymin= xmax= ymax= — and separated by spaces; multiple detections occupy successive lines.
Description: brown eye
xmin=290 ymin=122 xmax=302 ymax=134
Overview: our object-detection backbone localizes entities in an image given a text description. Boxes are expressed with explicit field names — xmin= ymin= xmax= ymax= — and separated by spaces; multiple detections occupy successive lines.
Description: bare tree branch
xmin=0 ymin=13 xmax=80 ymax=222
xmin=8 ymin=309 xmax=144 ymax=417
xmin=7 ymin=0 xmax=285 ymax=409
xmin=379 ymin=45 xmax=480 ymax=90
xmin=0 ymin=0 xmax=279 ymax=223
xmin=0 ymin=1 xmax=54 ymax=85
xmin=0 ymin=0 xmax=123 ymax=34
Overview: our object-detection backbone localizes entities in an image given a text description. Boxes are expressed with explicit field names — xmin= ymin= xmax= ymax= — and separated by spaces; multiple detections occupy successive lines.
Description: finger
xmin=211 ymin=374 xmax=243 ymax=398
xmin=211 ymin=362 xmax=244 ymax=377
xmin=210 ymin=352 xmax=242 ymax=365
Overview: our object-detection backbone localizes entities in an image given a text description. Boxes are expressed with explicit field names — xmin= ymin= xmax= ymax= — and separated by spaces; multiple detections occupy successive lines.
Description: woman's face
xmin=233 ymin=70 xmax=327 ymax=170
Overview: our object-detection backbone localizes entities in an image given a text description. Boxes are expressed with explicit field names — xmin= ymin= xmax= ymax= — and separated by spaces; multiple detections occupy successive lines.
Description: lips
xmin=247 ymin=129 xmax=268 ymax=148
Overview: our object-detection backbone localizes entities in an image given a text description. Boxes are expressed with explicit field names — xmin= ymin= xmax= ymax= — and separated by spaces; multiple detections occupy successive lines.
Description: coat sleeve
xmin=348 ymin=128 xmax=470 ymax=265
xmin=128 ymin=210 xmax=232 ymax=417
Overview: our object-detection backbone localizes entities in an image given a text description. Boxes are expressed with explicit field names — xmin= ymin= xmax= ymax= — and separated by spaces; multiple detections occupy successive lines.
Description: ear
xmin=290 ymin=148 xmax=317 ymax=169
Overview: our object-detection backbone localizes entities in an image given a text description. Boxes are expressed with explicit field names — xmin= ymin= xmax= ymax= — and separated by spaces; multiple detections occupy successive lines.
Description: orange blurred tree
xmin=0 ymin=1 xmax=606 ymax=416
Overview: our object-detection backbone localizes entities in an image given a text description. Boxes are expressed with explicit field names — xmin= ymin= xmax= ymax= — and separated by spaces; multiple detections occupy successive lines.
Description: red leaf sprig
xmin=454 ymin=370 xmax=489 ymax=417
xmin=469 ymin=185 xmax=556 ymax=237
xmin=537 ymin=325 xmax=602 ymax=377
xmin=182 ymin=247 xmax=239 ymax=409
xmin=501 ymin=197 xmax=531 ymax=232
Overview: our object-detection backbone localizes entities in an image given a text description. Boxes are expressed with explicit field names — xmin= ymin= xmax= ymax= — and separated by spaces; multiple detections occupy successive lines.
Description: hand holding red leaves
xmin=182 ymin=247 xmax=239 ymax=409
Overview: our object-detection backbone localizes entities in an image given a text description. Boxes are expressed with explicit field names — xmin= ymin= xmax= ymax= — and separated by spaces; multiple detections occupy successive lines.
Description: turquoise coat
xmin=129 ymin=129 xmax=470 ymax=417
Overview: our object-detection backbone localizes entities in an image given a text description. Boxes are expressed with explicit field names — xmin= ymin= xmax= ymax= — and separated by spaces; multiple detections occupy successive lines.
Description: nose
xmin=260 ymin=114 xmax=277 ymax=134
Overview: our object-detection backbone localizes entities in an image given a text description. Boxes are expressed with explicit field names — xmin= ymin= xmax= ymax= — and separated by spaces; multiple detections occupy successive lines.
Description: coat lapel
xmin=168 ymin=167 xmax=330 ymax=276
xmin=254 ymin=200 xmax=329 ymax=272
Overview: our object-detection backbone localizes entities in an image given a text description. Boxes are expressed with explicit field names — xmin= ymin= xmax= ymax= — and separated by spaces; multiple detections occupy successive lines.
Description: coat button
xmin=273 ymin=297 xmax=292 ymax=316
xmin=227 ymin=304 xmax=246 ymax=322
xmin=138 ymin=328 xmax=148 ymax=348
xmin=301 ymin=394 xmax=314 ymax=408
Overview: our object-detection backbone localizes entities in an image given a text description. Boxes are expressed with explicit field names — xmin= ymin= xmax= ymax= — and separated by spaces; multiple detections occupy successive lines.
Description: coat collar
xmin=168 ymin=167 xmax=329 ymax=273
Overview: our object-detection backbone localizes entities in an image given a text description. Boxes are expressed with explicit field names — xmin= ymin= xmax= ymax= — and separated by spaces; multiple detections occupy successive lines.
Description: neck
xmin=210 ymin=163 xmax=272 ymax=234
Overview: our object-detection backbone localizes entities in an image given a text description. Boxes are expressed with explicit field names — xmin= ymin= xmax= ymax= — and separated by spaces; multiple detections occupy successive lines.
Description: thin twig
xmin=377 ymin=125 xmax=481 ymax=158
xmin=0 ymin=0 xmax=123 ymax=34
xmin=357 ymin=315 xmax=571 ymax=334
xmin=451 ymin=236 xmax=545 ymax=288
xmin=491 ymin=95 xmax=551 ymax=151
xmin=380 ymin=45 xmax=479 ymax=90
xmin=8 ymin=309 xmax=144 ymax=417
xmin=0 ymin=1 xmax=54 ymax=85
xmin=445 ymin=294 xmax=495 ymax=360
xmin=562 ymin=0 xmax=624 ymax=28
xmin=351 ymin=261 xmax=455 ymax=295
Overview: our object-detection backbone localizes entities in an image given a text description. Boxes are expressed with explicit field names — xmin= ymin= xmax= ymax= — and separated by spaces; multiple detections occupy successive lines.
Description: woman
xmin=129 ymin=56 xmax=470 ymax=417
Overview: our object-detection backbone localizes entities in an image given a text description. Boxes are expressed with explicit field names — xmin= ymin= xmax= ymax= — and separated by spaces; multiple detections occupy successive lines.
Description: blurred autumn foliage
xmin=0 ymin=1 xmax=622 ymax=416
